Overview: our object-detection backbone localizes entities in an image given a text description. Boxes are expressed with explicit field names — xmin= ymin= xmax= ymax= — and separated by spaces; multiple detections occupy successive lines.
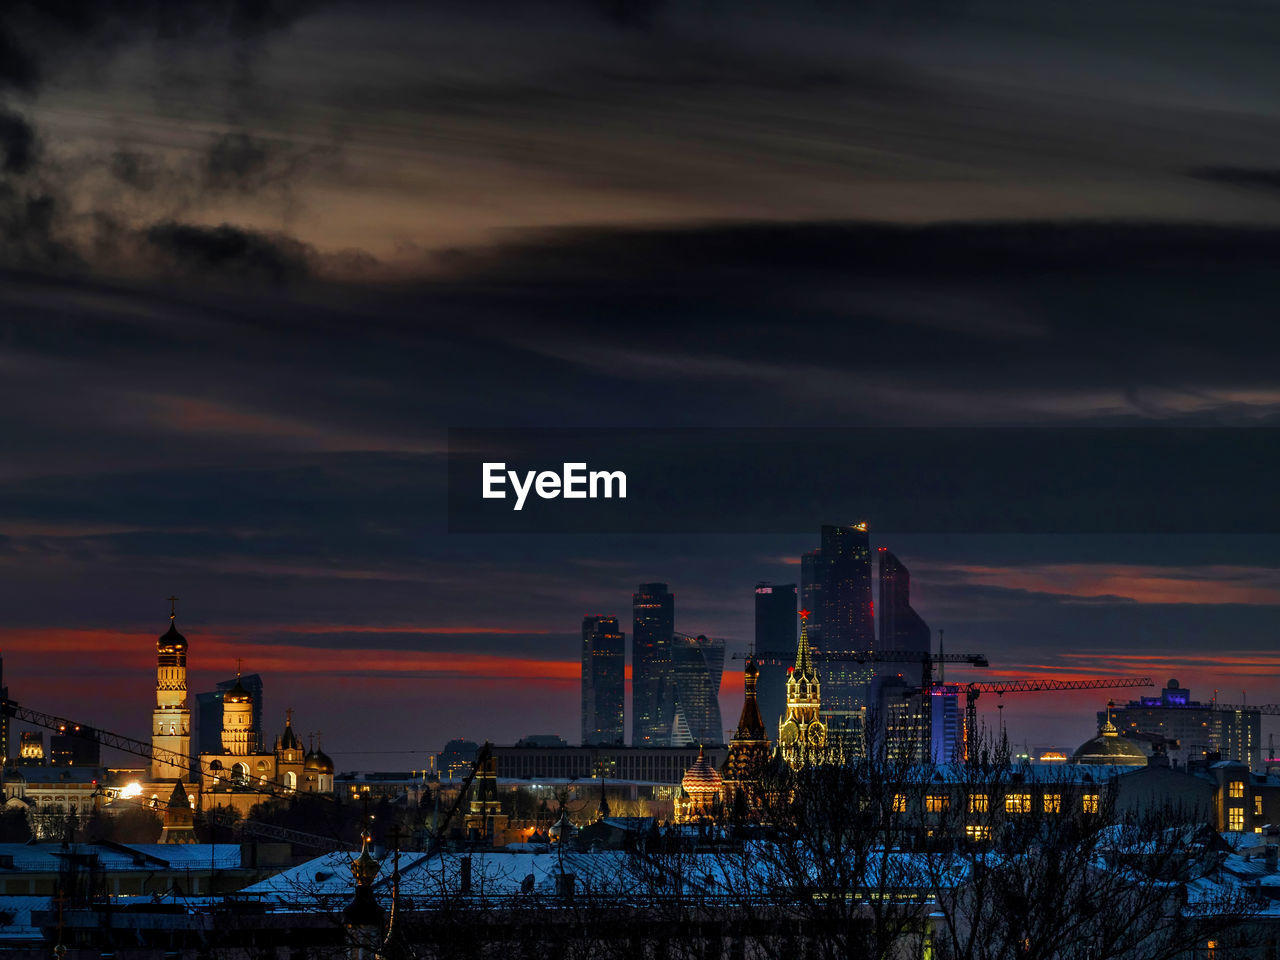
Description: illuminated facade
xmin=778 ymin=611 xmax=833 ymax=769
xmin=674 ymin=745 xmax=722 ymax=823
xmin=200 ymin=675 xmax=333 ymax=813
xmin=152 ymin=604 xmax=192 ymax=782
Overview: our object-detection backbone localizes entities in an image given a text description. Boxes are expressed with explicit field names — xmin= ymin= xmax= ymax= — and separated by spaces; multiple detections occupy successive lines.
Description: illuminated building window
xmin=925 ymin=795 xmax=949 ymax=813
xmin=965 ymin=824 xmax=991 ymax=841
xmin=1228 ymin=808 xmax=1245 ymax=832
xmin=1043 ymin=794 xmax=1062 ymax=814
xmin=1082 ymin=794 xmax=1100 ymax=814
xmin=892 ymin=794 xmax=908 ymax=813
xmin=968 ymin=794 xmax=989 ymax=814
xmin=1005 ymin=793 xmax=1032 ymax=814
xmin=1255 ymin=796 xmax=1263 ymax=816
xmin=1228 ymin=780 xmax=1245 ymax=799
xmin=1207 ymin=939 xmax=1217 ymax=960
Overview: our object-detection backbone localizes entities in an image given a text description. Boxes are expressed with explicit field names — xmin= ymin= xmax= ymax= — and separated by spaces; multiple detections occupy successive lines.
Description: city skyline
xmin=4 ymin=529 xmax=1279 ymax=770
xmin=0 ymin=0 xmax=1278 ymax=776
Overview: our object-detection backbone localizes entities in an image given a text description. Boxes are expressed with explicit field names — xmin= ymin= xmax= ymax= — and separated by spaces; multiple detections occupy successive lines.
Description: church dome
xmin=305 ymin=745 xmax=334 ymax=774
xmin=681 ymin=745 xmax=723 ymax=797
xmin=157 ymin=620 xmax=187 ymax=651
xmin=224 ymin=676 xmax=252 ymax=703
xmin=1072 ymin=717 xmax=1147 ymax=766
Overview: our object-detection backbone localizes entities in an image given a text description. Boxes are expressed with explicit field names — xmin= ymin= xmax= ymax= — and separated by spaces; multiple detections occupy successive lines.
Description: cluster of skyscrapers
xmin=758 ymin=523 xmax=940 ymax=756
xmin=580 ymin=522 xmax=939 ymax=753
xmin=581 ymin=584 xmax=725 ymax=748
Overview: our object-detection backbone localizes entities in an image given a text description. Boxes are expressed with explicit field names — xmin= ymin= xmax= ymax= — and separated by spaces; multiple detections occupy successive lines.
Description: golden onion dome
xmin=681 ymin=745 xmax=723 ymax=797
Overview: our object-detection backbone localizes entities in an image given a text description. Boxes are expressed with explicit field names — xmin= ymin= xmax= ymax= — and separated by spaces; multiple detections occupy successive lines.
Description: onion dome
xmin=224 ymin=675 xmax=252 ymax=703
xmin=305 ymin=736 xmax=335 ymax=774
xmin=548 ymin=809 xmax=576 ymax=842
xmin=158 ymin=598 xmax=186 ymax=651
xmin=1072 ymin=707 xmax=1147 ymax=766
xmin=681 ymin=745 xmax=723 ymax=798
xmin=158 ymin=620 xmax=187 ymax=651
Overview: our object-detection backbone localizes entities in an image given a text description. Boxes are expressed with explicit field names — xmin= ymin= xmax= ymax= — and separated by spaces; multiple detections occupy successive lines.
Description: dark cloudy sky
xmin=2 ymin=0 xmax=1279 ymax=764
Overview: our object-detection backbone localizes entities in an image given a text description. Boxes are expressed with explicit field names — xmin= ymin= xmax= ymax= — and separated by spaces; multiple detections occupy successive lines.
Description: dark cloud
xmin=0 ymin=108 xmax=35 ymax=174
xmin=142 ymin=221 xmax=312 ymax=283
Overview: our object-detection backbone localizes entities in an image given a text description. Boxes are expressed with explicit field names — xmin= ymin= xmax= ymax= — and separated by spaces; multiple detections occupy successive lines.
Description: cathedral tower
xmin=722 ymin=653 xmax=772 ymax=812
xmin=778 ymin=609 xmax=828 ymax=769
xmin=152 ymin=599 xmax=192 ymax=782
xmin=221 ymin=666 xmax=256 ymax=756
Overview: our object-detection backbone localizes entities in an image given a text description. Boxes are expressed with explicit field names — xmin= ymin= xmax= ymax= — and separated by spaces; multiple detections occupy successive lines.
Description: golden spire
xmin=168 ymin=596 xmax=178 ymax=621
xmin=793 ymin=609 xmax=817 ymax=679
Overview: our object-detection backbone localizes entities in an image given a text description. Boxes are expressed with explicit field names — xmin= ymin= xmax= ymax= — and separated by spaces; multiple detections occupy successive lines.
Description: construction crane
xmin=734 ymin=649 xmax=988 ymax=690
xmin=903 ymin=677 xmax=1154 ymax=760
xmin=1209 ymin=702 xmax=1280 ymax=716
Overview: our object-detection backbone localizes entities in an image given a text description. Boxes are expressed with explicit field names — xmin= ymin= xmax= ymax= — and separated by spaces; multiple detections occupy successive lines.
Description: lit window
xmin=1043 ymin=794 xmax=1062 ymax=814
xmin=1207 ymin=939 xmax=1218 ymax=960
xmin=1082 ymin=794 xmax=1100 ymax=814
xmin=925 ymin=795 xmax=949 ymax=813
xmin=1005 ymin=793 xmax=1032 ymax=814
xmin=1228 ymin=808 xmax=1245 ymax=832
xmin=1229 ymin=780 xmax=1245 ymax=799
xmin=968 ymin=794 xmax=989 ymax=813
xmin=965 ymin=824 xmax=991 ymax=841
xmin=1255 ymin=796 xmax=1263 ymax=816
xmin=892 ymin=794 xmax=908 ymax=813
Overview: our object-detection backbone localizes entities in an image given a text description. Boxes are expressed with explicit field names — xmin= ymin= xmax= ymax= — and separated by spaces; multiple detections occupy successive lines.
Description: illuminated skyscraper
xmin=670 ymin=634 xmax=726 ymax=746
xmin=152 ymin=601 xmax=192 ymax=782
xmin=816 ymin=523 xmax=875 ymax=750
xmin=878 ymin=548 xmax=931 ymax=655
xmin=581 ymin=615 xmax=625 ymax=746
xmin=632 ymin=583 xmax=675 ymax=747
xmin=754 ymin=582 xmax=796 ymax=738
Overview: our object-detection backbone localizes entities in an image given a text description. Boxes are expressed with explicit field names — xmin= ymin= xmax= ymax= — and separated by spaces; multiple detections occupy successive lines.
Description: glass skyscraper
xmin=878 ymin=548 xmax=932 ymax=655
xmin=816 ymin=523 xmax=875 ymax=750
xmin=581 ymin=615 xmax=625 ymax=746
xmin=670 ymin=634 xmax=726 ymax=746
xmin=632 ymin=582 xmax=675 ymax=746
xmin=754 ymin=582 xmax=796 ymax=735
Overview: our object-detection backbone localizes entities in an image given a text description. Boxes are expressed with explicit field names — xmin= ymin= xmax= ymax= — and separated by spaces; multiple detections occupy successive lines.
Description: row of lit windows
xmin=893 ymin=793 xmax=1099 ymax=815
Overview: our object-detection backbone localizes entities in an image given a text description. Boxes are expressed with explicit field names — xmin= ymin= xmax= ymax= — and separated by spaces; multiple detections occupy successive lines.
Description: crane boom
xmin=1210 ymin=702 xmax=1280 ymax=717
xmin=898 ymin=677 xmax=1154 ymax=761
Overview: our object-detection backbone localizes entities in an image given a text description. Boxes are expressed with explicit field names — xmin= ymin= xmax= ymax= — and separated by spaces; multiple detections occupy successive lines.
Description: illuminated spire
xmin=793 ymin=609 xmax=817 ymax=679
xmin=168 ymin=595 xmax=178 ymax=621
